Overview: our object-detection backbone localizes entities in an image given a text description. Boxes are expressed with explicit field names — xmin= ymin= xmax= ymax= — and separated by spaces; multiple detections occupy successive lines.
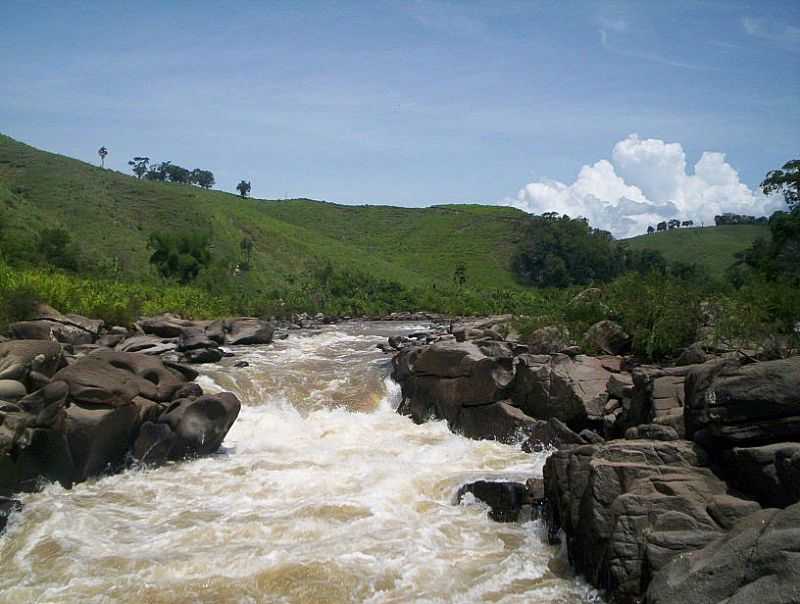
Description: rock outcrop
xmin=685 ymin=357 xmax=800 ymax=447
xmin=543 ymin=439 xmax=761 ymax=602
xmin=512 ymin=353 xmax=615 ymax=429
xmin=0 ymin=341 xmax=242 ymax=507
xmin=388 ymin=322 xmax=800 ymax=603
xmin=646 ymin=502 xmax=800 ymax=604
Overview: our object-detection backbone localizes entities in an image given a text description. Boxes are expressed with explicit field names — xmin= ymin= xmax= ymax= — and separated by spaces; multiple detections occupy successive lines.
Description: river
xmin=0 ymin=322 xmax=598 ymax=604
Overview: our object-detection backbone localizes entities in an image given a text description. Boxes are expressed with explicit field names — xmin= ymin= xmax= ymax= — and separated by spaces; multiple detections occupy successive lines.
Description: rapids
xmin=0 ymin=322 xmax=599 ymax=604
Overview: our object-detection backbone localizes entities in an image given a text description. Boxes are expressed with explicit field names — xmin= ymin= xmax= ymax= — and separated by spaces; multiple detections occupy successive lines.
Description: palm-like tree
xmin=236 ymin=180 xmax=252 ymax=198
xmin=98 ymin=146 xmax=108 ymax=168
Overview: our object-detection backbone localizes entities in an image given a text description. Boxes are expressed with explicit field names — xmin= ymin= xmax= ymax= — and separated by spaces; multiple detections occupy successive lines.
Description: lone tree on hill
xmin=236 ymin=180 xmax=252 ymax=198
xmin=761 ymin=159 xmax=800 ymax=211
xmin=98 ymin=146 xmax=108 ymax=168
xmin=128 ymin=156 xmax=149 ymax=179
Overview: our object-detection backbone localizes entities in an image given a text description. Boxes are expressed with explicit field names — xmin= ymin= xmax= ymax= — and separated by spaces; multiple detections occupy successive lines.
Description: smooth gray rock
xmin=646 ymin=503 xmax=800 ymax=604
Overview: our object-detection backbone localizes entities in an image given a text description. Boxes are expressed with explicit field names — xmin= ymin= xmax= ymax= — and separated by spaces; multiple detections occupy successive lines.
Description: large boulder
xmin=7 ymin=305 xmax=102 ymax=346
xmin=544 ymin=439 xmax=761 ymax=601
xmin=136 ymin=314 xmax=206 ymax=339
xmin=646 ymin=503 xmax=800 ymax=604
xmin=457 ymin=480 xmax=541 ymax=522
xmin=394 ymin=341 xmax=515 ymax=426
xmin=64 ymin=402 xmax=140 ymax=482
xmin=455 ymin=401 xmax=547 ymax=443
xmin=134 ymin=392 xmax=241 ymax=464
xmin=685 ymin=357 xmax=800 ymax=447
xmin=52 ymin=351 xmax=188 ymax=406
xmin=216 ymin=318 xmax=274 ymax=346
xmin=527 ymin=326 xmax=571 ymax=355
xmin=625 ymin=364 xmax=699 ymax=438
xmin=723 ymin=442 xmax=800 ymax=508
xmin=511 ymin=353 xmax=613 ymax=429
xmin=0 ymin=380 xmax=26 ymax=402
xmin=0 ymin=382 xmax=74 ymax=493
xmin=0 ymin=340 xmax=65 ymax=393
xmin=116 ymin=335 xmax=178 ymax=356
xmin=584 ymin=320 xmax=630 ymax=356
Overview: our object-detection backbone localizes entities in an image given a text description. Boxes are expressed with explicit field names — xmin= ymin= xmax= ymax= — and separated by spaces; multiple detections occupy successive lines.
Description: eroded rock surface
xmin=543 ymin=439 xmax=761 ymax=602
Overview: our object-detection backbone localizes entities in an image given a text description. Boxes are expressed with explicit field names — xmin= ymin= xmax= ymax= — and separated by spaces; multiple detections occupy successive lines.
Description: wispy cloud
xmin=408 ymin=0 xmax=488 ymax=37
xmin=742 ymin=16 xmax=800 ymax=51
xmin=597 ymin=16 xmax=706 ymax=71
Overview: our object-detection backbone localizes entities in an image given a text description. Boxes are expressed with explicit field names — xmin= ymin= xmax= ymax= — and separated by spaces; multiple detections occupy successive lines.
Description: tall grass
xmin=0 ymin=259 xmax=229 ymax=328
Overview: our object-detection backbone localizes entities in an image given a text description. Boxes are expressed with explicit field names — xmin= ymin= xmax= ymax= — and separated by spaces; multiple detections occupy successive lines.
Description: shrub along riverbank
xmin=3 ymin=255 xmax=797 ymax=363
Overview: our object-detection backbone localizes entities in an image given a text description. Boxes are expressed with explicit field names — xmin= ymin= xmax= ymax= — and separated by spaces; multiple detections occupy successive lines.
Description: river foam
xmin=0 ymin=322 xmax=599 ymax=603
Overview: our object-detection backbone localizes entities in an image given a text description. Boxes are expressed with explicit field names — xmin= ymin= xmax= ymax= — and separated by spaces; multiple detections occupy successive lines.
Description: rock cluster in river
xmin=389 ymin=315 xmax=800 ymax=603
xmin=0 ymin=305 xmax=286 ymax=531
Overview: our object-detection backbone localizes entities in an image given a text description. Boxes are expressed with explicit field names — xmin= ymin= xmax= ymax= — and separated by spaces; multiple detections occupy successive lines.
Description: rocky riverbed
xmin=0 ymin=310 xmax=601 ymax=603
xmin=388 ymin=316 xmax=800 ymax=603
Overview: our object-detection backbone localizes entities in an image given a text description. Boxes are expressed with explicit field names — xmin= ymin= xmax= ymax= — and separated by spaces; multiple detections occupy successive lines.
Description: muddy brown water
xmin=0 ymin=322 xmax=600 ymax=603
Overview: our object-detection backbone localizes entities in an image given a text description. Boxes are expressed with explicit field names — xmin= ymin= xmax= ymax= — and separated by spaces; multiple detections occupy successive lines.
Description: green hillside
xmin=623 ymin=224 xmax=769 ymax=277
xmin=0 ymin=134 xmax=527 ymax=290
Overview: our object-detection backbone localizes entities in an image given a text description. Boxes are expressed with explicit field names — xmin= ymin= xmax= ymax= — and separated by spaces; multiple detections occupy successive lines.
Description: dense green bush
xmin=37 ymin=227 xmax=80 ymax=271
xmin=511 ymin=213 xmax=670 ymax=288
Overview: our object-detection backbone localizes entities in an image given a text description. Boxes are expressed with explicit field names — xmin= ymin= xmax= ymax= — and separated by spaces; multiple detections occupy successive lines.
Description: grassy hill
xmin=623 ymin=224 xmax=769 ymax=277
xmin=0 ymin=132 xmax=770 ymax=295
xmin=0 ymin=134 xmax=527 ymax=290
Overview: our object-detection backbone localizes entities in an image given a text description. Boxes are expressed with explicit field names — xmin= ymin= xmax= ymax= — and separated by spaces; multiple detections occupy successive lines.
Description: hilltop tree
xmin=164 ymin=163 xmax=191 ymax=184
xmin=236 ymin=180 xmax=252 ymax=198
xmin=761 ymin=159 xmax=800 ymax=210
xmin=128 ymin=156 xmax=149 ymax=179
xmin=191 ymin=169 xmax=215 ymax=189
xmin=98 ymin=146 xmax=108 ymax=168
xmin=145 ymin=161 xmax=170 ymax=182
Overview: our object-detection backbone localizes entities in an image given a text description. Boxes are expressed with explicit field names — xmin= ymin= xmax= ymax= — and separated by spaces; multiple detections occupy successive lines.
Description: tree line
xmin=127 ymin=157 xmax=215 ymax=189
xmin=95 ymin=146 xmax=253 ymax=197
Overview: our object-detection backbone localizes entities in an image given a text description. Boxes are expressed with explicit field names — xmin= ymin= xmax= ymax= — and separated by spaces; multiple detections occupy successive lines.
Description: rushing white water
xmin=0 ymin=322 xmax=599 ymax=604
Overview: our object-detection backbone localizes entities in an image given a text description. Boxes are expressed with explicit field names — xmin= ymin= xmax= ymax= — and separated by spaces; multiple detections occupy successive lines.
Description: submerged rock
xmin=457 ymin=479 xmax=544 ymax=522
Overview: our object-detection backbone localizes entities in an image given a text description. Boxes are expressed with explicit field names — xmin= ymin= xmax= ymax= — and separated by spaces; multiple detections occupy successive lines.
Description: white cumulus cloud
xmin=504 ymin=134 xmax=783 ymax=238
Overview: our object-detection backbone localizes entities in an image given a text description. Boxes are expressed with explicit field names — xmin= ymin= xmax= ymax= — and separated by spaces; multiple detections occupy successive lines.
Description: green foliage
xmin=761 ymin=159 xmax=800 ymax=210
xmin=0 ymin=257 xmax=229 ymax=329
xmin=37 ymin=227 xmax=80 ymax=271
xmin=732 ymin=210 xmax=800 ymax=284
xmin=148 ymin=231 xmax=212 ymax=283
xmin=191 ymin=169 xmax=215 ymax=189
xmin=128 ymin=156 xmax=149 ymax=179
xmin=606 ymin=273 xmax=704 ymax=360
xmin=511 ymin=214 xmax=668 ymax=287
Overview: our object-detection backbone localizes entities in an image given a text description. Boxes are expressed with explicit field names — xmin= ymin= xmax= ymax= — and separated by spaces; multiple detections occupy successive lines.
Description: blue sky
xmin=1 ymin=0 xmax=798 ymax=233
